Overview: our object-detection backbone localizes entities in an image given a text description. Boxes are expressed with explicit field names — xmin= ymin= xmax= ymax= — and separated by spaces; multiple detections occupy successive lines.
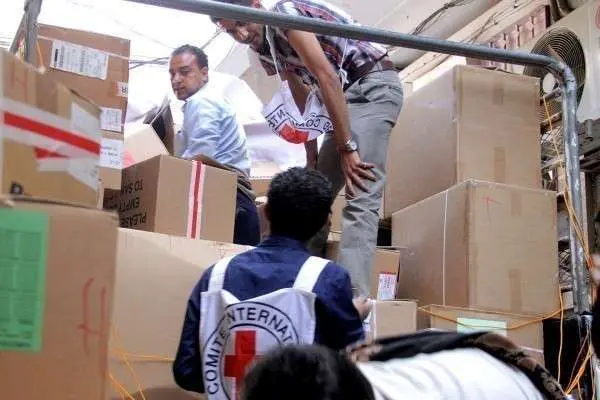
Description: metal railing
xmin=125 ymin=0 xmax=589 ymax=314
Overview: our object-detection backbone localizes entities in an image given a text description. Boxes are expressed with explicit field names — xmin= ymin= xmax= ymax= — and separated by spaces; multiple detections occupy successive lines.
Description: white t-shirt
xmin=357 ymin=348 xmax=545 ymax=400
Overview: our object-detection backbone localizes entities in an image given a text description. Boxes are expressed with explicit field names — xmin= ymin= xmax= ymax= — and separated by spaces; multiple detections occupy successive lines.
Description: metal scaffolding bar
xmin=10 ymin=0 xmax=43 ymax=62
xmin=126 ymin=0 xmax=589 ymax=313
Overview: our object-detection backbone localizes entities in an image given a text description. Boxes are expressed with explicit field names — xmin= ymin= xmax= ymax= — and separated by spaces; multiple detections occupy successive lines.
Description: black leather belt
xmin=344 ymin=56 xmax=395 ymax=91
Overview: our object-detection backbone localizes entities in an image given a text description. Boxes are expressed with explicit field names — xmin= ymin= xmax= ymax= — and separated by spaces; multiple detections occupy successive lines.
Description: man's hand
xmin=342 ymin=151 xmax=376 ymax=197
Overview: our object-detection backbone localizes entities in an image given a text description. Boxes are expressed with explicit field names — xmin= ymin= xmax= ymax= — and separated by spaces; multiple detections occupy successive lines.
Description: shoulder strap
xmin=208 ymin=255 xmax=235 ymax=292
xmin=293 ymin=256 xmax=330 ymax=292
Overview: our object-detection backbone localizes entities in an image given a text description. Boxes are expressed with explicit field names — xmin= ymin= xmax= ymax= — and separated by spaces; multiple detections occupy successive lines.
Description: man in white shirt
xmin=170 ymin=45 xmax=260 ymax=245
xmin=240 ymin=331 xmax=569 ymax=400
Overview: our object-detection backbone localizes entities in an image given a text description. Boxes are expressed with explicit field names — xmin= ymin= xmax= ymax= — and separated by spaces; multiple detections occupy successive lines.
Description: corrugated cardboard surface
xmin=107 ymin=155 xmax=237 ymax=242
xmin=0 ymin=196 xmax=118 ymax=400
xmin=107 ymin=228 xmax=250 ymax=400
xmin=330 ymin=194 xmax=346 ymax=233
xmin=123 ymin=124 xmax=169 ymax=168
xmin=392 ymin=180 xmax=558 ymax=316
xmin=1 ymin=49 xmax=101 ymax=207
xmin=424 ymin=305 xmax=544 ymax=364
xmin=384 ymin=65 xmax=541 ymax=216
xmin=250 ymin=177 xmax=271 ymax=197
xmin=365 ymin=300 xmax=417 ymax=341
xmin=35 ymin=24 xmax=130 ymax=133
xmin=326 ymin=241 xmax=401 ymax=300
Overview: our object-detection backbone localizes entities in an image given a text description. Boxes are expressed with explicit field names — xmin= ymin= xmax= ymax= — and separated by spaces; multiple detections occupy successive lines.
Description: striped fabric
xmin=258 ymin=0 xmax=389 ymax=87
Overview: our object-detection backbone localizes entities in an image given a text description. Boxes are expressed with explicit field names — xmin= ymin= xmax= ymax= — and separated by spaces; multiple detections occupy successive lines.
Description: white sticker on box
xmin=50 ymin=40 xmax=109 ymax=80
xmin=376 ymin=273 xmax=396 ymax=301
xmin=456 ymin=317 xmax=508 ymax=337
xmin=37 ymin=158 xmax=99 ymax=191
xmin=100 ymin=138 xmax=123 ymax=169
xmin=71 ymin=103 xmax=101 ymax=140
xmin=116 ymin=82 xmax=128 ymax=98
xmin=100 ymin=107 xmax=123 ymax=133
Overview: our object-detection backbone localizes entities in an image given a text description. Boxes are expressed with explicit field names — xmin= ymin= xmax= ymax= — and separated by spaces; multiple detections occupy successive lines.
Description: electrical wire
xmin=410 ymin=0 xmax=477 ymax=36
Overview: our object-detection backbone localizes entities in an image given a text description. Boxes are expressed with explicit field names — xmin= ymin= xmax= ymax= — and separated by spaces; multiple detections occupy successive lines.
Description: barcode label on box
xmin=116 ymin=82 xmax=128 ymax=98
xmin=376 ymin=273 xmax=396 ymax=301
xmin=50 ymin=40 xmax=109 ymax=80
xmin=100 ymin=138 xmax=123 ymax=169
xmin=100 ymin=107 xmax=123 ymax=133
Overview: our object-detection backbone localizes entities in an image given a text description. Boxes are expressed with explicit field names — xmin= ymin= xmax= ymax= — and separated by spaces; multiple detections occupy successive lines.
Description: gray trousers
xmin=308 ymin=69 xmax=404 ymax=297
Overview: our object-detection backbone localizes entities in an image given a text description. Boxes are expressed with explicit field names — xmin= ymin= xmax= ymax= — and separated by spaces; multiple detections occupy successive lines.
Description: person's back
xmin=173 ymin=167 xmax=364 ymax=398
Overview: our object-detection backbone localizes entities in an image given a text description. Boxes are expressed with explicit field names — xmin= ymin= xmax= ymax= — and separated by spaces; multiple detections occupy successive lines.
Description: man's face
xmin=216 ymin=0 xmax=265 ymax=52
xmin=169 ymin=52 xmax=208 ymax=101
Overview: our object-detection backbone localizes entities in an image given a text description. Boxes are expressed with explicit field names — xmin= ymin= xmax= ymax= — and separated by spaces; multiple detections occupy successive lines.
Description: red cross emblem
xmin=224 ymin=330 xmax=260 ymax=399
xmin=279 ymin=123 xmax=309 ymax=144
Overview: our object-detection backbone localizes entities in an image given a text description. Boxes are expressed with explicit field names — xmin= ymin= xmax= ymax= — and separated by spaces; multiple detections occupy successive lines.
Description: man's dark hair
xmin=242 ymin=345 xmax=375 ymax=400
xmin=266 ymin=167 xmax=333 ymax=242
xmin=171 ymin=45 xmax=209 ymax=69
xmin=209 ymin=0 xmax=254 ymax=23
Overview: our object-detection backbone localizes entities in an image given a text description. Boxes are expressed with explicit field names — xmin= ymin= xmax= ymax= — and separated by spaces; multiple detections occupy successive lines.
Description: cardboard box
xmin=330 ymin=194 xmax=345 ymax=234
xmin=392 ymin=180 xmax=558 ymax=316
xmin=326 ymin=241 xmax=401 ymax=300
xmin=107 ymin=228 xmax=250 ymax=399
xmin=123 ymin=124 xmax=169 ymax=168
xmin=100 ymin=131 xmax=123 ymax=190
xmin=384 ymin=66 xmax=541 ymax=216
xmin=0 ymin=196 xmax=118 ymax=400
xmin=34 ymin=24 xmax=130 ymax=134
xmin=106 ymin=155 xmax=237 ymax=242
xmin=364 ymin=300 xmax=417 ymax=340
xmin=250 ymin=177 xmax=271 ymax=197
xmin=424 ymin=305 xmax=544 ymax=364
xmin=257 ymin=202 xmax=269 ymax=240
xmin=1 ymin=49 xmax=101 ymax=207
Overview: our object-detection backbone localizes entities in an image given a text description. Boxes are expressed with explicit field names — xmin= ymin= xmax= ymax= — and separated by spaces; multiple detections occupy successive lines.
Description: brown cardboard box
xmin=364 ymin=300 xmax=417 ymax=340
xmin=326 ymin=241 xmax=401 ymax=300
xmin=0 ymin=196 xmax=118 ymax=400
xmin=123 ymin=124 xmax=169 ymax=168
xmin=100 ymin=131 xmax=123 ymax=190
xmin=1 ymin=49 xmax=101 ymax=206
xmin=251 ymin=177 xmax=271 ymax=197
xmin=34 ymin=24 xmax=130 ymax=134
xmin=384 ymin=66 xmax=541 ymax=216
xmin=392 ymin=180 xmax=558 ymax=316
xmin=330 ymin=194 xmax=345 ymax=233
xmin=107 ymin=228 xmax=250 ymax=399
xmin=424 ymin=305 xmax=544 ymax=364
xmin=257 ymin=202 xmax=269 ymax=240
xmin=106 ymin=155 xmax=237 ymax=242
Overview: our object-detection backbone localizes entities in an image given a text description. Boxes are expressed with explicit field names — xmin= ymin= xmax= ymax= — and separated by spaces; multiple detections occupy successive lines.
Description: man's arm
xmin=180 ymin=98 xmax=223 ymax=160
xmin=172 ymin=269 xmax=211 ymax=393
xmin=285 ymin=30 xmax=376 ymax=196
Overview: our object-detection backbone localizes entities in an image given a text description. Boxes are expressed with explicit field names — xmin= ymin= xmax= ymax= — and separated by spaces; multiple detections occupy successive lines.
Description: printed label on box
xmin=116 ymin=82 xmax=129 ymax=98
xmin=456 ymin=317 xmax=508 ymax=337
xmin=100 ymin=108 xmax=123 ymax=133
xmin=0 ymin=210 xmax=49 ymax=352
xmin=100 ymin=138 xmax=124 ymax=169
xmin=50 ymin=40 xmax=109 ymax=80
xmin=376 ymin=273 xmax=396 ymax=301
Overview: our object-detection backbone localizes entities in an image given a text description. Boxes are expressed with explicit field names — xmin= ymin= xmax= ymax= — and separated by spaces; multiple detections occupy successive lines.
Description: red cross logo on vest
xmin=224 ymin=330 xmax=260 ymax=398
xmin=279 ymin=123 xmax=309 ymax=144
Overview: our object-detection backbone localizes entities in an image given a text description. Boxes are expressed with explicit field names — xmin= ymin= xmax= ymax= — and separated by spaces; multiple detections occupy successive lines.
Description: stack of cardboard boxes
xmin=385 ymin=65 xmax=558 ymax=364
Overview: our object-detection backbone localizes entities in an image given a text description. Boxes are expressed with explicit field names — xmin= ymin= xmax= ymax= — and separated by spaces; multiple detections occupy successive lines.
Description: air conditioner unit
xmin=518 ymin=0 xmax=600 ymax=124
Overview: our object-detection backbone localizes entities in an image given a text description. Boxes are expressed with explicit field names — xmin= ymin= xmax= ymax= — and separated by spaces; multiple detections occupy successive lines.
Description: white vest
xmin=199 ymin=255 xmax=330 ymax=400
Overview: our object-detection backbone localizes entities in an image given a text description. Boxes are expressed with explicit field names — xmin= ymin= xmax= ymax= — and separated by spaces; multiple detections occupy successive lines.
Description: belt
xmin=345 ymin=56 xmax=395 ymax=90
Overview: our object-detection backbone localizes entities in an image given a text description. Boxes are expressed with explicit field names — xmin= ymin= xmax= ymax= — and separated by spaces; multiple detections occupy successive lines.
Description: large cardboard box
xmin=326 ymin=241 xmax=401 ymax=300
xmin=100 ymin=131 xmax=123 ymax=190
xmin=0 ymin=196 xmax=118 ymax=399
xmin=364 ymin=300 xmax=417 ymax=341
xmin=107 ymin=228 xmax=250 ymax=399
xmin=33 ymin=24 xmax=130 ymax=134
xmin=392 ymin=180 xmax=558 ymax=316
xmin=105 ymin=155 xmax=237 ymax=242
xmin=123 ymin=124 xmax=169 ymax=168
xmin=1 ymin=49 xmax=101 ymax=206
xmin=424 ymin=305 xmax=544 ymax=364
xmin=384 ymin=66 xmax=541 ymax=216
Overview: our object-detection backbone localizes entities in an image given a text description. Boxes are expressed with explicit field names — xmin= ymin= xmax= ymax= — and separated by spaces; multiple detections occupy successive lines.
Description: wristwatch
xmin=341 ymin=139 xmax=358 ymax=153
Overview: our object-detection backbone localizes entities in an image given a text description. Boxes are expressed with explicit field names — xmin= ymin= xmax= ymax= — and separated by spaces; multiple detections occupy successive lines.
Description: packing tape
xmin=510 ymin=192 xmax=522 ymax=217
xmin=0 ymin=96 xmax=101 ymax=190
xmin=442 ymin=189 xmax=449 ymax=305
xmin=186 ymin=161 xmax=206 ymax=239
xmin=509 ymin=269 xmax=523 ymax=312
xmin=492 ymin=77 xmax=504 ymax=106
xmin=493 ymin=147 xmax=506 ymax=183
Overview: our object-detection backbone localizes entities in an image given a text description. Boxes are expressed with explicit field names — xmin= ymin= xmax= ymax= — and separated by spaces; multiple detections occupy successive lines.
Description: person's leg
xmin=338 ymin=70 xmax=403 ymax=297
xmin=306 ymin=134 xmax=345 ymax=257
xmin=233 ymin=189 xmax=261 ymax=246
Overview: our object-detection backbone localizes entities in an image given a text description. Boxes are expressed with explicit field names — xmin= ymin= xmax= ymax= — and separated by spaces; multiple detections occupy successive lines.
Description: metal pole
xmin=126 ymin=0 xmax=589 ymax=312
xmin=23 ymin=0 xmax=43 ymax=63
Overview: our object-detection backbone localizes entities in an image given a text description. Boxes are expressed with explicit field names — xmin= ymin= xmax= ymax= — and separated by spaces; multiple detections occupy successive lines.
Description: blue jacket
xmin=172 ymin=235 xmax=364 ymax=393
